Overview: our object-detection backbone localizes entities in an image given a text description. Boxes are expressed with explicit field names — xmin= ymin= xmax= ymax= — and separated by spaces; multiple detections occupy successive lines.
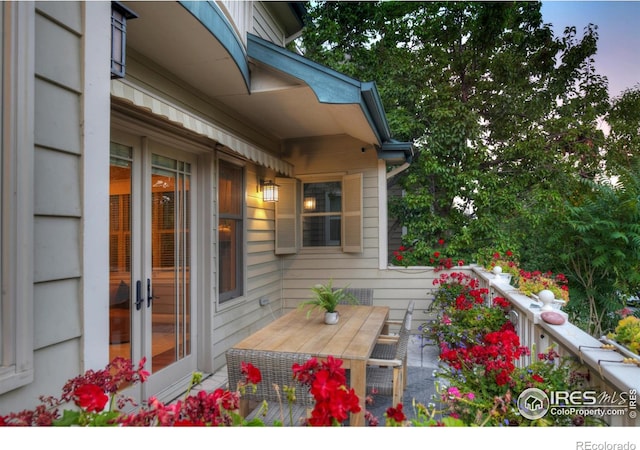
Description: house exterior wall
xmin=252 ymin=2 xmax=286 ymax=45
xmin=0 ymin=0 xmax=424 ymax=414
xmin=280 ymin=136 xmax=441 ymax=327
xmin=0 ymin=1 xmax=96 ymax=413
xmin=118 ymin=52 xmax=286 ymax=373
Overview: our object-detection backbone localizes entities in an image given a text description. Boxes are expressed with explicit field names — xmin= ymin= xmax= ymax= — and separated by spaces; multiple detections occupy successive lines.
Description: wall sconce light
xmin=303 ymin=197 xmax=316 ymax=211
xmin=111 ymin=1 xmax=138 ymax=79
xmin=261 ymin=180 xmax=279 ymax=202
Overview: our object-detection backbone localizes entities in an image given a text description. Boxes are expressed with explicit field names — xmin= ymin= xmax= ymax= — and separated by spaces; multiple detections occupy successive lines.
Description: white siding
xmin=252 ymin=2 xmax=286 ymax=45
xmin=116 ymin=56 xmax=289 ymax=374
xmin=219 ymin=0 xmax=252 ymax=46
xmin=279 ymin=135 xmax=443 ymax=330
xmin=0 ymin=1 xmax=86 ymax=413
xmin=210 ymin=162 xmax=284 ymax=369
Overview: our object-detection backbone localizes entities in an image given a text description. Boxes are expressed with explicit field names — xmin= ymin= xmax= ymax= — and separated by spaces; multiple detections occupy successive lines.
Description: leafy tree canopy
xmin=293 ymin=1 xmax=640 ymax=332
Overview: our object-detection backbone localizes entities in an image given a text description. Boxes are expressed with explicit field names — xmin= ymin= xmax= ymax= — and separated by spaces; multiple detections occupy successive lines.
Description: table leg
xmin=349 ymin=359 xmax=366 ymax=426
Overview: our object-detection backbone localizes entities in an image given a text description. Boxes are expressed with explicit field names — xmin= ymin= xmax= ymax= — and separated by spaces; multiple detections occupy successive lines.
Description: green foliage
xmin=296 ymin=2 xmax=640 ymax=338
xmin=556 ymin=163 xmax=640 ymax=335
xmin=298 ymin=279 xmax=356 ymax=316
xmin=608 ymin=315 xmax=640 ymax=355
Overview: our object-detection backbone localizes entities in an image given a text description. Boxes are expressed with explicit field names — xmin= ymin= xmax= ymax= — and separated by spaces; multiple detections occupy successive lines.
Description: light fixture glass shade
xmin=303 ymin=197 xmax=316 ymax=211
xmin=111 ymin=2 xmax=138 ymax=79
xmin=262 ymin=180 xmax=279 ymax=202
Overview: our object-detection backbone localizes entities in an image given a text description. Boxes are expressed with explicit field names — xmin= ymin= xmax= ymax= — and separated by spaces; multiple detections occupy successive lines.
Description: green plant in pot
xmin=298 ymin=280 xmax=357 ymax=324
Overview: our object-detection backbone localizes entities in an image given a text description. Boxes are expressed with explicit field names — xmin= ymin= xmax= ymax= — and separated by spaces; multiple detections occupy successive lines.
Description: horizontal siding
xmin=252 ymin=2 xmax=285 ymax=45
xmin=34 ymin=147 xmax=81 ymax=216
xmin=280 ymin=140 xmax=455 ymax=331
xmin=34 ymin=279 xmax=81 ymax=349
xmin=2 ymin=2 xmax=86 ymax=413
xmin=210 ymin=162 xmax=284 ymax=370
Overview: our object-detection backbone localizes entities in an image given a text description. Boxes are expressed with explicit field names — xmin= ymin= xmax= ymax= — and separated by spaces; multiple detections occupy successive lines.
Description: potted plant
xmin=298 ymin=280 xmax=357 ymax=324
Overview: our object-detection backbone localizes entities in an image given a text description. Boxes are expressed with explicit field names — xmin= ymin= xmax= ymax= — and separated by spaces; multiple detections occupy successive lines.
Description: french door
xmin=109 ymin=129 xmax=197 ymax=402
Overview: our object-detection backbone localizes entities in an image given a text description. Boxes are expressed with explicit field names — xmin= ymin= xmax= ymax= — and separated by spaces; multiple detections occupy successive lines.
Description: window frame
xmin=0 ymin=1 xmax=35 ymax=394
xmin=217 ymin=157 xmax=245 ymax=303
xmin=275 ymin=173 xmax=362 ymax=255
xmin=300 ymin=177 xmax=344 ymax=249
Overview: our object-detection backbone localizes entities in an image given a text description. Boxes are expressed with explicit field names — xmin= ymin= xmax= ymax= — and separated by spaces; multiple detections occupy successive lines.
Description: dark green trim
xmin=248 ymin=33 xmax=361 ymax=104
xmin=179 ymin=1 xmax=250 ymax=92
xmin=379 ymin=140 xmax=414 ymax=164
xmin=248 ymin=34 xmax=413 ymax=163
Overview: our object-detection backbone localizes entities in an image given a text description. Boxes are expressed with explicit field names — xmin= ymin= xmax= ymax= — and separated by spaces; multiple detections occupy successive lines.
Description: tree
xmin=295 ymin=2 xmax=640 ymax=335
xmin=296 ymin=1 xmax=609 ymax=261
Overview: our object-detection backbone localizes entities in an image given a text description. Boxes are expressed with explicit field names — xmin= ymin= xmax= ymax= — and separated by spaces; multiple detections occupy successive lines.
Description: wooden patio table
xmin=231 ymin=304 xmax=390 ymax=426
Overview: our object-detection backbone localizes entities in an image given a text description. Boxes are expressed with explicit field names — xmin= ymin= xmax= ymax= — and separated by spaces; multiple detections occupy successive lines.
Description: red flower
xmin=73 ymin=384 xmax=109 ymax=412
xmin=241 ymin=362 xmax=262 ymax=384
xmin=532 ymin=374 xmax=544 ymax=383
xmin=433 ymin=251 xmax=441 ymax=258
xmin=385 ymin=403 xmax=406 ymax=423
xmin=438 ymin=239 xmax=445 ymax=245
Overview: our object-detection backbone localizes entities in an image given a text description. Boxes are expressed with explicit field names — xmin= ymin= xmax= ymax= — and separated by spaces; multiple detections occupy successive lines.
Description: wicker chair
xmin=334 ymin=287 xmax=374 ymax=305
xmin=225 ymin=348 xmax=316 ymax=426
xmin=365 ymin=300 xmax=414 ymax=406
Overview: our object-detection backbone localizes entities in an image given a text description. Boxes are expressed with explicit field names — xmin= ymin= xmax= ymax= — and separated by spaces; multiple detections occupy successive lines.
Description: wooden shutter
xmin=342 ymin=172 xmax=363 ymax=253
xmin=275 ymin=177 xmax=298 ymax=254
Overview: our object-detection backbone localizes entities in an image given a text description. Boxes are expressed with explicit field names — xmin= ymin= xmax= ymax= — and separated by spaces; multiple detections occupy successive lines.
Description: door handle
xmin=147 ymin=278 xmax=153 ymax=308
xmin=135 ymin=280 xmax=143 ymax=310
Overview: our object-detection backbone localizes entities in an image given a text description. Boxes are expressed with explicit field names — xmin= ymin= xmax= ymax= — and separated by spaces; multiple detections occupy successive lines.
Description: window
xmin=218 ymin=159 xmax=244 ymax=302
xmin=275 ymin=173 xmax=362 ymax=254
xmin=0 ymin=2 xmax=34 ymax=394
xmin=302 ymin=181 xmax=342 ymax=247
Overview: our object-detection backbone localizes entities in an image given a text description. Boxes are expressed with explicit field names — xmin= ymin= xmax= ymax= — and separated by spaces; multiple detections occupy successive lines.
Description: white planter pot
xmin=324 ymin=311 xmax=339 ymax=325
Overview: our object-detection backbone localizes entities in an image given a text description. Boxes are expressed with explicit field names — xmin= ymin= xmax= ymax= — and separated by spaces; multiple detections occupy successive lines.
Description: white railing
xmin=471 ymin=265 xmax=639 ymax=426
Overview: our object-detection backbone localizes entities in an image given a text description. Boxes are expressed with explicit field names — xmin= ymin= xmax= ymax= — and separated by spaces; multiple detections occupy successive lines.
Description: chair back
xmin=335 ymin=287 xmax=373 ymax=305
xmin=394 ymin=300 xmax=415 ymax=360
xmin=225 ymin=349 xmax=315 ymax=407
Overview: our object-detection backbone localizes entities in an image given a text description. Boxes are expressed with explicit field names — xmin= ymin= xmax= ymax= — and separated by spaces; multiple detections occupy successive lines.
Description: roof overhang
xmin=247 ymin=34 xmax=414 ymax=163
xmin=121 ymin=1 xmax=413 ymax=165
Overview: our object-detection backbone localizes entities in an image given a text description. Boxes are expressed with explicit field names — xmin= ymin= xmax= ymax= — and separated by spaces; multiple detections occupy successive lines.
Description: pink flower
xmin=447 ymin=386 xmax=461 ymax=398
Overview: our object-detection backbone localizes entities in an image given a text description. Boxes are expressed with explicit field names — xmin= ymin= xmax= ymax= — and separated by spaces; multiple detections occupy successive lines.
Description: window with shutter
xmin=274 ymin=173 xmax=362 ymax=254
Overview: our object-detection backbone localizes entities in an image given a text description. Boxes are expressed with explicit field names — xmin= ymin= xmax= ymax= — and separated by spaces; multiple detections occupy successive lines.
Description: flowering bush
xmin=607 ymin=314 xmax=640 ymax=355
xmin=0 ymin=354 xmax=364 ymax=427
xmin=420 ymin=269 xmax=601 ymax=426
xmin=479 ymin=249 xmax=521 ymax=283
xmin=391 ymin=239 xmax=465 ymax=271
xmin=434 ymin=346 xmax=596 ymax=426
xmin=291 ymin=355 xmax=361 ymax=426
xmin=422 ymin=272 xmax=507 ymax=349
xmin=518 ymin=270 xmax=570 ymax=303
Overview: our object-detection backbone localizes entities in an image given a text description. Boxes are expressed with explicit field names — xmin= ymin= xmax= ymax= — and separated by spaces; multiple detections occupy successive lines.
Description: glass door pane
xmin=109 ymin=143 xmax=133 ymax=362
xmin=150 ymin=155 xmax=191 ymax=372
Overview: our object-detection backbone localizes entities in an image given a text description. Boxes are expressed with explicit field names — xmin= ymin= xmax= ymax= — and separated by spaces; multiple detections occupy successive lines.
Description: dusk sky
xmin=541 ymin=1 xmax=640 ymax=98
